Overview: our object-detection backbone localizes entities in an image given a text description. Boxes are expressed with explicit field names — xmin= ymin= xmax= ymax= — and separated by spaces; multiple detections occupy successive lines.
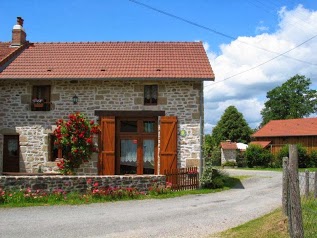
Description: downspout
xmin=199 ymin=81 xmax=204 ymax=186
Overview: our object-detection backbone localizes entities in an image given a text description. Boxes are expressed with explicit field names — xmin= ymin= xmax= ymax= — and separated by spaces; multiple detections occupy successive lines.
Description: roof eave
xmin=0 ymin=76 xmax=215 ymax=81
xmin=252 ymin=134 xmax=316 ymax=137
xmin=0 ymin=42 xmax=29 ymax=70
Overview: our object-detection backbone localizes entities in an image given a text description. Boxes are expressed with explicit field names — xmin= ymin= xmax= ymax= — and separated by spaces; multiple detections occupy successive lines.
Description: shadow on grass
xmin=225 ymin=177 xmax=245 ymax=189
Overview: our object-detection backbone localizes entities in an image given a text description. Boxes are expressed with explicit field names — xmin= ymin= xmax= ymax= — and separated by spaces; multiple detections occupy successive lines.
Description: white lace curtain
xmin=120 ymin=139 xmax=154 ymax=163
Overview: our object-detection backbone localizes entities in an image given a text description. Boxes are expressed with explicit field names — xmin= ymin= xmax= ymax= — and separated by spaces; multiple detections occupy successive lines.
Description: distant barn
xmin=251 ymin=118 xmax=317 ymax=154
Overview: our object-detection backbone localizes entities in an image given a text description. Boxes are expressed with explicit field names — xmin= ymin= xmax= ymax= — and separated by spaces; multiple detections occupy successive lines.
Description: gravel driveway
xmin=0 ymin=169 xmax=282 ymax=238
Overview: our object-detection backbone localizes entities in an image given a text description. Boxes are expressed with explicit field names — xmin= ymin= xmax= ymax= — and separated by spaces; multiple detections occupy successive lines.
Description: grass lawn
xmin=212 ymin=209 xmax=289 ymax=238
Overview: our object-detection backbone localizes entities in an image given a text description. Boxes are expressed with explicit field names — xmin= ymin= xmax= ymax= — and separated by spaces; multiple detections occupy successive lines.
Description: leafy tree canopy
xmin=261 ymin=74 xmax=317 ymax=126
xmin=210 ymin=105 xmax=252 ymax=146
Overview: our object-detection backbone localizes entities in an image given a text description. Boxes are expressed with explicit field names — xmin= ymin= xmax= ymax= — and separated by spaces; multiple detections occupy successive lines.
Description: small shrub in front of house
xmin=53 ymin=112 xmax=100 ymax=175
xmin=276 ymin=144 xmax=311 ymax=168
xmin=210 ymin=147 xmax=221 ymax=166
xmin=245 ymin=144 xmax=272 ymax=168
xmin=222 ymin=161 xmax=237 ymax=167
xmin=236 ymin=150 xmax=247 ymax=167
xmin=200 ymin=161 xmax=228 ymax=189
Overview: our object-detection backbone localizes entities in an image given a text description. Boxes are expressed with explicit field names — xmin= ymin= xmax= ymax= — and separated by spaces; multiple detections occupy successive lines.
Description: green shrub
xmin=236 ymin=151 xmax=247 ymax=167
xmin=310 ymin=150 xmax=317 ymax=167
xmin=210 ymin=147 xmax=221 ymax=166
xmin=270 ymin=155 xmax=283 ymax=168
xmin=276 ymin=144 xmax=310 ymax=168
xmin=245 ymin=144 xmax=272 ymax=168
xmin=222 ymin=161 xmax=237 ymax=167
xmin=200 ymin=161 xmax=228 ymax=189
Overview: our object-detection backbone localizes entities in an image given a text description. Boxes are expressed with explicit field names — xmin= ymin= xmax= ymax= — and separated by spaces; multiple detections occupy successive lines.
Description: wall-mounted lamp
xmin=72 ymin=95 xmax=78 ymax=104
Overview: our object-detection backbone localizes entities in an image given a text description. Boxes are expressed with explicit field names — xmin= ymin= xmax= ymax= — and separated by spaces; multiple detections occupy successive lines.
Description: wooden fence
xmin=281 ymin=145 xmax=317 ymax=237
xmin=165 ymin=167 xmax=199 ymax=191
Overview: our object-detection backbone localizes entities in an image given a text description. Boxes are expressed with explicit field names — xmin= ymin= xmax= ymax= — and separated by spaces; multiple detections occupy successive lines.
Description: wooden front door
xmin=3 ymin=135 xmax=20 ymax=172
xmin=116 ymin=118 xmax=158 ymax=175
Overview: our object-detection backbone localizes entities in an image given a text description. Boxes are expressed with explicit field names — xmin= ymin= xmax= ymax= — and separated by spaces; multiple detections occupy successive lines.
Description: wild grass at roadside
xmin=213 ymin=200 xmax=317 ymax=238
xmin=212 ymin=208 xmax=289 ymax=238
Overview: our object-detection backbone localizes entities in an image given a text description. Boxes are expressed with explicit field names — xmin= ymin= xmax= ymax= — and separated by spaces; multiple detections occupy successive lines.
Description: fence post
xmin=315 ymin=171 xmax=317 ymax=199
xmin=288 ymin=144 xmax=304 ymax=238
xmin=305 ymin=169 xmax=309 ymax=198
xmin=282 ymin=157 xmax=289 ymax=216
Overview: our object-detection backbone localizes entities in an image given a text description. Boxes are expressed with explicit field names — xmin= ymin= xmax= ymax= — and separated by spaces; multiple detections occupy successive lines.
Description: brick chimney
xmin=11 ymin=17 xmax=27 ymax=47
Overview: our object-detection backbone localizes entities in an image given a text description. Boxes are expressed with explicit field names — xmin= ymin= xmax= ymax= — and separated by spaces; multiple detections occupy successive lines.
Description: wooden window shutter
xmin=160 ymin=116 xmax=177 ymax=174
xmin=99 ymin=116 xmax=115 ymax=175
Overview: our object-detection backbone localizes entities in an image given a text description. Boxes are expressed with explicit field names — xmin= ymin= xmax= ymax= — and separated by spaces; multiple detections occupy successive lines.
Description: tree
xmin=211 ymin=106 xmax=252 ymax=146
xmin=261 ymin=74 xmax=317 ymax=126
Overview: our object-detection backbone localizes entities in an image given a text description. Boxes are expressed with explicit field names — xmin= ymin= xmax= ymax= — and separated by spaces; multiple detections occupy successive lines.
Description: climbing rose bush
xmin=53 ymin=112 xmax=100 ymax=175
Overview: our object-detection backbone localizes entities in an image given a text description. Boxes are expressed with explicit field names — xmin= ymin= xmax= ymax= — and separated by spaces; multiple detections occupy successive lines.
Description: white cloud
xmin=204 ymin=5 xmax=317 ymax=134
xmin=256 ymin=25 xmax=269 ymax=34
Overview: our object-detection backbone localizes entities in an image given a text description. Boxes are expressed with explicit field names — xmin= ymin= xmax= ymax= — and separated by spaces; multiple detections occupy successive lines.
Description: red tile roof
xmin=0 ymin=42 xmax=24 ymax=66
xmin=252 ymin=118 xmax=317 ymax=137
xmin=0 ymin=41 xmax=214 ymax=80
xmin=250 ymin=141 xmax=271 ymax=148
xmin=220 ymin=141 xmax=237 ymax=150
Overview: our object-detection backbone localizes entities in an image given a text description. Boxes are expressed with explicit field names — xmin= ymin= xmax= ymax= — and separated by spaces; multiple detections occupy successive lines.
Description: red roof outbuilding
xmin=252 ymin=118 xmax=317 ymax=137
xmin=220 ymin=141 xmax=237 ymax=150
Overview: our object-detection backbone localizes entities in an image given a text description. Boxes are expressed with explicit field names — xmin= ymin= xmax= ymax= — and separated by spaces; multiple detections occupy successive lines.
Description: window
xmin=49 ymin=134 xmax=62 ymax=161
xmin=144 ymin=85 xmax=158 ymax=105
xmin=143 ymin=121 xmax=155 ymax=133
xmin=120 ymin=121 xmax=138 ymax=133
xmin=31 ymin=85 xmax=51 ymax=111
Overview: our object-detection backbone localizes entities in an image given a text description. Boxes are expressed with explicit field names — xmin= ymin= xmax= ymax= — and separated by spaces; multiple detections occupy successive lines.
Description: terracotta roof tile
xmin=0 ymin=42 xmax=23 ymax=66
xmin=0 ymin=42 xmax=214 ymax=80
xmin=252 ymin=118 xmax=317 ymax=137
xmin=220 ymin=141 xmax=237 ymax=150
xmin=250 ymin=141 xmax=271 ymax=148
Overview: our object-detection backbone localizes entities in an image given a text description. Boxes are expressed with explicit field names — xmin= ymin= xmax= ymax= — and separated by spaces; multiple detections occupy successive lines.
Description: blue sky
xmin=1 ymin=1 xmax=314 ymax=48
xmin=1 ymin=0 xmax=317 ymax=133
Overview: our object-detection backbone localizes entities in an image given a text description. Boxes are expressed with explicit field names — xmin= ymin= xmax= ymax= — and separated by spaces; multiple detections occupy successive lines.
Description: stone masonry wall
xmin=221 ymin=149 xmax=237 ymax=165
xmin=0 ymin=175 xmax=166 ymax=193
xmin=0 ymin=79 xmax=202 ymax=174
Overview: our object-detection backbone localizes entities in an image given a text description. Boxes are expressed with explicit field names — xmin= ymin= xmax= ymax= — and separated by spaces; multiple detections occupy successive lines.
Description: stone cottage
xmin=0 ymin=17 xmax=215 ymax=175
xmin=220 ymin=140 xmax=237 ymax=165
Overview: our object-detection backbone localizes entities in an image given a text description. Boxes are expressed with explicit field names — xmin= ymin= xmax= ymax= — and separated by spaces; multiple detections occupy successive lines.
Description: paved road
xmin=0 ymin=170 xmax=282 ymax=238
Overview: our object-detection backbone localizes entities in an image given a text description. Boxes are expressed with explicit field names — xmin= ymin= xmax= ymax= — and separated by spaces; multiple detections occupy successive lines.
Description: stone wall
xmin=0 ymin=175 xmax=166 ymax=193
xmin=221 ymin=149 xmax=237 ymax=165
xmin=0 ymin=79 xmax=203 ymax=174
